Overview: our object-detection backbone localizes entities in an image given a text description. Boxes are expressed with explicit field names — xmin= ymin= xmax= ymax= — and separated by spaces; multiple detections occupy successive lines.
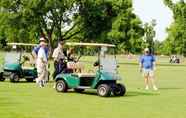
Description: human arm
xmin=139 ymin=63 xmax=143 ymax=73
xmin=52 ymin=49 xmax=58 ymax=62
xmin=31 ymin=47 xmax=38 ymax=60
xmin=31 ymin=50 xmax=37 ymax=59
xmin=152 ymin=56 xmax=156 ymax=71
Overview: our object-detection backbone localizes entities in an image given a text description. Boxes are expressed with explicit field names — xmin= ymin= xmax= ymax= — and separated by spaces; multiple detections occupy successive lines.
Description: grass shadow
xmin=7 ymin=81 xmax=35 ymax=84
xmin=63 ymin=90 xmax=123 ymax=98
xmin=65 ymin=90 xmax=98 ymax=96
xmin=63 ymin=90 xmax=158 ymax=98
xmin=158 ymin=87 xmax=183 ymax=90
xmin=125 ymin=91 xmax=160 ymax=97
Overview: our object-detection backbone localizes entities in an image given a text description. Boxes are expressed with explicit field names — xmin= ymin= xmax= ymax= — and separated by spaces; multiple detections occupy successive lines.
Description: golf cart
xmin=3 ymin=43 xmax=38 ymax=82
xmin=55 ymin=42 xmax=126 ymax=97
xmin=169 ymin=55 xmax=180 ymax=64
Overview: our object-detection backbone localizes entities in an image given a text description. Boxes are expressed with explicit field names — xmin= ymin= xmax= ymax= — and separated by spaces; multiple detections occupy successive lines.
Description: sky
xmin=133 ymin=0 xmax=174 ymax=41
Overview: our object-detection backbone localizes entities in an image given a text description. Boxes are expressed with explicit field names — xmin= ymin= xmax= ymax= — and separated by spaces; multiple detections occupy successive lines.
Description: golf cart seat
xmin=73 ymin=73 xmax=95 ymax=78
xmin=22 ymin=66 xmax=35 ymax=70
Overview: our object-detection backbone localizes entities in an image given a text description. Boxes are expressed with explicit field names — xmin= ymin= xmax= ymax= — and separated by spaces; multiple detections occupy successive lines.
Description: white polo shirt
xmin=37 ymin=47 xmax=47 ymax=63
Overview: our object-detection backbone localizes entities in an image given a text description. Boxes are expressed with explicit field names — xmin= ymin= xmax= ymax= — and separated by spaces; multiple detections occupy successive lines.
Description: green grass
xmin=0 ymin=52 xmax=186 ymax=118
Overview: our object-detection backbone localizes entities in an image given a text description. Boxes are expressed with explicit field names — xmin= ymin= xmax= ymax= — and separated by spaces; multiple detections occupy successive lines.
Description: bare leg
xmin=150 ymin=75 xmax=158 ymax=90
xmin=144 ymin=75 xmax=149 ymax=90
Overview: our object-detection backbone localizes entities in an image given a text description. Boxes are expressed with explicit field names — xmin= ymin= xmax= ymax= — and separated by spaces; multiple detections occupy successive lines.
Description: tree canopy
xmin=0 ymin=0 xmax=144 ymax=53
xmin=143 ymin=19 xmax=156 ymax=54
xmin=163 ymin=0 xmax=186 ymax=56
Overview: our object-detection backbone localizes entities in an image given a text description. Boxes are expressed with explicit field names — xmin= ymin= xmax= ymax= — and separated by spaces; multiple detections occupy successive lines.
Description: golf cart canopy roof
xmin=7 ymin=43 xmax=37 ymax=47
xmin=65 ymin=42 xmax=116 ymax=47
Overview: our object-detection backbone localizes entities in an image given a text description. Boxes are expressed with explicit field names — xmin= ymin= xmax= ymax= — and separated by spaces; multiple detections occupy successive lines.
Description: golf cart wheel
xmin=25 ymin=78 xmax=34 ymax=82
xmin=74 ymin=88 xmax=85 ymax=93
xmin=56 ymin=80 xmax=68 ymax=92
xmin=0 ymin=73 xmax=5 ymax=81
xmin=0 ymin=77 xmax=5 ymax=81
xmin=113 ymin=83 xmax=126 ymax=96
xmin=10 ymin=73 xmax=19 ymax=82
xmin=97 ymin=84 xmax=111 ymax=97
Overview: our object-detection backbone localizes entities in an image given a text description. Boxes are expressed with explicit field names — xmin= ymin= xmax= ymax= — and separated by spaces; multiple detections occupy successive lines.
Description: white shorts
xmin=143 ymin=69 xmax=154 ymax=77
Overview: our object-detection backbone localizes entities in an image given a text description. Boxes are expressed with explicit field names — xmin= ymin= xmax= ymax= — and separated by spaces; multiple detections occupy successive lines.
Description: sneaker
xmin=42 ymin=80 xmax=46 ymax=86
xmin=35 ymin=78 xmax=39 ymax=84
xmin=153 ymin=86 xmax=158 ymax=91
xmin=145 ymin=86 xmax=149 ymax=90
xmin=39 ymin=80 xmax=44 ymax=88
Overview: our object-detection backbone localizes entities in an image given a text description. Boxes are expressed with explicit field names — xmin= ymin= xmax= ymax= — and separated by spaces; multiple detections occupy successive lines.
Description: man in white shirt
xmin=36 ymin=38 xmax=48 ymax=87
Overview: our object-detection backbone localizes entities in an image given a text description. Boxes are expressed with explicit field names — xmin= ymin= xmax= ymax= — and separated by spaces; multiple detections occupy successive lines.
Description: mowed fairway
xmin=0 ymin=53 xmax=186 ymax=118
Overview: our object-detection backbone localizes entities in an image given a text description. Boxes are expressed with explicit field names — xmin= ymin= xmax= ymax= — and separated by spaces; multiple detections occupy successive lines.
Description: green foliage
xmin=0 ymin=30 xmax=7 ymax=48
xmin=0 ymin=0 xmax=144 ymax=53
xmin=1 ymin=55 xmax=186 ymax=118
xmin=143 ymin=19 xmax=156 ymax=54
xmin=163 ymin=0 xmax=186 ymax=56
xmin=0 ymin=0 xmax=78 ymax=47
xmin=76 ymin=0 xmax=144 ymax=53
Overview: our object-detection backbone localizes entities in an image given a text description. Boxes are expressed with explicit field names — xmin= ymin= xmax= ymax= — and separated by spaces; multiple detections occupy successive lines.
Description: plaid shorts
xmin=143 ymin=68 xmax=154 ymax=77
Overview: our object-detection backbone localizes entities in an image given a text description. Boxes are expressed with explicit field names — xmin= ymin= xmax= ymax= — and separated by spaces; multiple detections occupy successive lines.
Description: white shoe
xmin=38 ymin=80 xmax=44 ymax=88
xmin=36 ymin=78 xmax=39 ymax=84
xmin=153 ymin=86 xmax=158 ymax=91
xmin=145 ymin=86 xmax=149 ymax=90
xmin=42 ymin=80 xmax=46 ymax=86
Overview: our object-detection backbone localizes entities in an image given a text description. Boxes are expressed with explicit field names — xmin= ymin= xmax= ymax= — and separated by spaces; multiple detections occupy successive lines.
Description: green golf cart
xmin=55 ymin=42 xmax=126 ymax=97
xmin=3 ymin=43 xmax=38 ymax=82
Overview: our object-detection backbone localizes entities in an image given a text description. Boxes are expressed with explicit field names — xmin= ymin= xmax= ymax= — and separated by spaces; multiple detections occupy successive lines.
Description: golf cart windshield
xmin=4 ymin=51 xmax=21 ymax=64
xmin=65 ymin=42 xmax=117 ymax=74
xmin=5 ymin=42 xmax=37 ymax=65
xmin=99 ymin=47 xmax=117 ymax=74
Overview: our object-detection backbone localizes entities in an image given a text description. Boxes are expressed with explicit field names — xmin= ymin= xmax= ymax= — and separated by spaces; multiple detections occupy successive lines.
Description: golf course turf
xmin=0 ymin=54 xmax=186 ymax=118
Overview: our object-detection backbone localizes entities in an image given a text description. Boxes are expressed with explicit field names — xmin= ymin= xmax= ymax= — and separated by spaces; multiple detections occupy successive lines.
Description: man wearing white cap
xmin=32 ymin=37 xmax=49 ymax=60
xmin=139 ymin=48 xmax=158 ymax=90
xmin=35 ymin=37 xmax=48 ymax=87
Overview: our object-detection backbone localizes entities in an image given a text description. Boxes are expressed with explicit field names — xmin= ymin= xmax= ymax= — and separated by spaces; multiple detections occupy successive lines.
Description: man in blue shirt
xmin=139 ymin=48 xmax=158 ymax=90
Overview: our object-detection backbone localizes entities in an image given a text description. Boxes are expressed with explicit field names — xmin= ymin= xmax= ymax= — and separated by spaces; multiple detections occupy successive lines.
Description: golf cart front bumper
xmin=3 ymin=70 xmax=12 ymax=78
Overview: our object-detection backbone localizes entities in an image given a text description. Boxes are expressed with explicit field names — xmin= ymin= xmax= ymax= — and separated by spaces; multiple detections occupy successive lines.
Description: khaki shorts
xmin=143 ymin=69 xmax=154 ymax=77
xmin=37 ymin=64 xmax=48 ymax=81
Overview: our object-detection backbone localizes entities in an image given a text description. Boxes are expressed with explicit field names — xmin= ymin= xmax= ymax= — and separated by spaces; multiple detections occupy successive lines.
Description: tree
xmin=76 ymin=0 xmax=144 ymax=53
xmin=154 ymin=40 xmax=164 ymax=55
xmin=0 ymin=0 xmax=79 ymax=48
xmin=143 ymin=19 xmax=156 ymax=54
xmin=0 ymin=30 xmax=7 ymax=48
xmin=164 ymin=0 xmax=186 ymax=56
xmin=0 ymin=0 xmax=144 ymax=54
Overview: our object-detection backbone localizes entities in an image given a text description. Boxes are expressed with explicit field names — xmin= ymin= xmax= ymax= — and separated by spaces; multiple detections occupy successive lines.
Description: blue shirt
xmin=33 ymin=46 xmax=49 ymax=58
xmin=140 ymin=55 xmax=155 ymax=69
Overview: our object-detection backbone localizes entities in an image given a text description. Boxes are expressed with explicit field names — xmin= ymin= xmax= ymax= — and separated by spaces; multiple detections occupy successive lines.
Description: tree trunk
xmin=47 ymin=32 xmax=53 ymax=58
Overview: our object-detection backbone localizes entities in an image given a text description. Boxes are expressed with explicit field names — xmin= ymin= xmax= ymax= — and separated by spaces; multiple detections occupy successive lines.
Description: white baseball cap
xmin=144 ymin=48 xmax=149 ymax=52
xmin=39 ymin=37 xmax=45 ymax=42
